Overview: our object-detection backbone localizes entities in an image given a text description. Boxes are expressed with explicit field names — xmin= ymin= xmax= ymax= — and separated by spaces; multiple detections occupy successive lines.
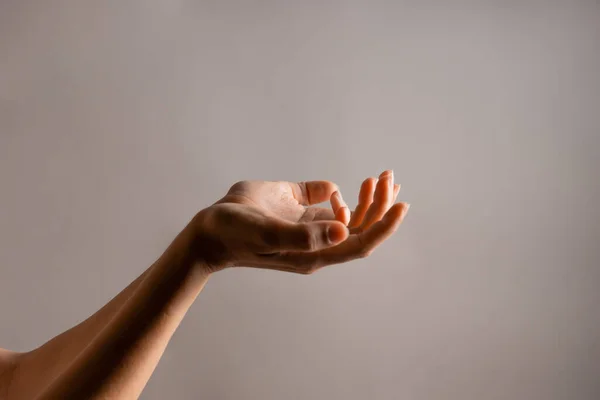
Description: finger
xmin=324 ymin=202 xmax=408 ymax=265
xmin=299 ymin=206 xmax=335 ymax=222
xmin=392 ymin=183 xmax=401 ymax=203
xmin=348 ymin=177 xmax=377 ymax=228
xmin=268 ymin=202 xmax=410 ymax=272
xmin=357 ymin=170 xmax=394 ymax=232
xmin=330 ymin=191 xmax=351 ymax=225
xmin=301 ymin=207 xmax=356 ymax=223
xmin=258 ymin=218 xmax=349 ymax=253
xmin=300 ymin=206 xmax=358 ymax=224
xmin=352 ymin=202 xmax=409 ymax=258
xmin=290 ymin=181 xmax=339 ymax=206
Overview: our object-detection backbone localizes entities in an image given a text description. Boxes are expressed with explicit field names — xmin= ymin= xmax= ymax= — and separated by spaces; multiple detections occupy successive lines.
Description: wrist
xmin=186 ymin=209 xmax=230 ymax=274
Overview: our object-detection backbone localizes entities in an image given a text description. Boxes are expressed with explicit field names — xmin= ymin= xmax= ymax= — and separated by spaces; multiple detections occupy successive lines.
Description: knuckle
xmin=295 ymin=181 xmax=308 ymax=203
xmin=211 ymin=205 xmax=235 ymax=225
xmin=229 ymin=180 xmax=249 ymax=193
xmin=358 ymin=247 xmax=373 ymax=259
xmin=297 ymin=181 xmax=307 ymax=193
xmin=299 ymin=227 xmax=317 ymax=251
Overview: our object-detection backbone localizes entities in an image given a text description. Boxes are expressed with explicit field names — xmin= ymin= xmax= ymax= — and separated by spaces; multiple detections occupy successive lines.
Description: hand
xmin=191 ymin=170 xmax=409 ymax=274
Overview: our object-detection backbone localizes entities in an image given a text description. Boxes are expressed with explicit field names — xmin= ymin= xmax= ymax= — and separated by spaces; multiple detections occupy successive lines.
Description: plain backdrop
xmin=1 ymin=1 xmax=599 ymax=399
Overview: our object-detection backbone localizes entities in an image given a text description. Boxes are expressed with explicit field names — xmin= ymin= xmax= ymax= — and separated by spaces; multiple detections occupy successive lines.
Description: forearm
xmin=9 ymin=268 xmax=152 ymax=398
xmin=8 ymin=221 xmax=214 ymax=400
xmin=35 ymin=223 xmax=211 ymax=400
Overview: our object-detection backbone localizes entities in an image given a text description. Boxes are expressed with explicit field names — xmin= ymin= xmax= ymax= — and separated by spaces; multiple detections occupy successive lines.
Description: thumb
xmin=260 ymin=219 xmax=349 ymax=252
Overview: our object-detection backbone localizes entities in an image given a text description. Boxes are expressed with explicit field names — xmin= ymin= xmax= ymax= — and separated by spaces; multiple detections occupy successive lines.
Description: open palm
xmin=197 ymin=170 xmax=409 ymax=274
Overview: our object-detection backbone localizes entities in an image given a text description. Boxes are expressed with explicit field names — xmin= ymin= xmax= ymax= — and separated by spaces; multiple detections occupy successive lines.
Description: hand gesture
xmin=194 ymin=170 xmax=409 ymax=274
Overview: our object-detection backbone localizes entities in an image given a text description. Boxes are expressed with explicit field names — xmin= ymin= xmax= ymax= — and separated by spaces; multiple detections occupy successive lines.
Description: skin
xmin=0 ymin=170 xmax=409 ymax=399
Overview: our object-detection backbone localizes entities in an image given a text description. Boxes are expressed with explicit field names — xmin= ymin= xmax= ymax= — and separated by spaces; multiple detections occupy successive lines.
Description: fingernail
xmin=327 ymin=224 xmax=347 ymax=244
xmin=379 ymin=169 xmax=393 ymax=180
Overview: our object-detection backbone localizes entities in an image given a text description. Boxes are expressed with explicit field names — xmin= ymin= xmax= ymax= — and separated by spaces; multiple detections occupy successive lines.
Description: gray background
xmin=1 ymin=1 xmax=599 ymax=399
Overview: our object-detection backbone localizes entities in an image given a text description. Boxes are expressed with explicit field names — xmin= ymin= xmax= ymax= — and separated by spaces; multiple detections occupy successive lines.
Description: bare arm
xmin=1 ymin=171 xmax=408 ymax=400
xmin=0 ymin=350 xmax=19 ymax=399
xmin=32 ymin=223 xmax=213 ymax=399
xmin=6 ymin=268 xmax=151 ymax=399
xmin=3 ymin=223 xmax=216 ymax=400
